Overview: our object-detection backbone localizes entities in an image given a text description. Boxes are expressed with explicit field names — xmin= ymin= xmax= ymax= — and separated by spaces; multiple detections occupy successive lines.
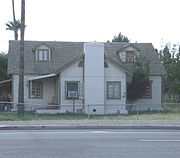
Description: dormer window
xmin=118 ymin=44 xmax=140 ymax=63
xmin=36 ymin=49 xmax=50 ymax=62
xmin=126 ymin=51 xmax=135 ymax=62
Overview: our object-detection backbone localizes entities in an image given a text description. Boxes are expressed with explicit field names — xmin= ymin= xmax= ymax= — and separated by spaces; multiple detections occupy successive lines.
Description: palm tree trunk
xmin=12 ymin=0 xmax=18 ymax=40
xmin=14 ymin=31 xmax=18 ymax=40
xmin=17 ymin=0 xmax=25 ymax=115
xmin=12 ymin=0 xmax=16 ymax=22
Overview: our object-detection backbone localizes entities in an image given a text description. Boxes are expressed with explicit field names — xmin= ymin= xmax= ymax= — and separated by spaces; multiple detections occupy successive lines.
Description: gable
xmin=104 ymin=43 xmax=166 ymax=76
xmin=105 ymin=60 xmax=126 ymax=77
xmin=118 ymin=46 xmax=139 ymax=63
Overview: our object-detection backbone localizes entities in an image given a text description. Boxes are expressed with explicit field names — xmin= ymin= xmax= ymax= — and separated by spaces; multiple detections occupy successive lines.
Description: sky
xmin=0 ymin=0 xmax=180 ymax=53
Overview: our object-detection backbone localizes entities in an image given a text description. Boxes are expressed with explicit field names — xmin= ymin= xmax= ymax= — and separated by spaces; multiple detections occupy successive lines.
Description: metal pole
xmin=73 ymin=99 xmax=75 ymax=114
xmin=136 ymin=104 xmax=139 ymax=120
xmin=88 ymin=104 xmax=90 ymax=119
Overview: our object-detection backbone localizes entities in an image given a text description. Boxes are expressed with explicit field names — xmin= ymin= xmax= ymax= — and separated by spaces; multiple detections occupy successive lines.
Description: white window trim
xmin=36 ymin=49 xmax=51 ymax=62
xmin=29 ymin=80 xmax=43 ymax=99
xmin=107 ymin=81 xmax=121 ymax=99
xmin=65 ymin=81 xmax=80 ymax=99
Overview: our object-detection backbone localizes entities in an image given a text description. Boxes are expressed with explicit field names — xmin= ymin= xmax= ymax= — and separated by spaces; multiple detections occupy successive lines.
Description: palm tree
xmin=17 ymin=0 xmax=25 ymax=115
xmin=6 ymin=20 xmax=21 ymax=40
xmin=6 ymin=0 xmax=21 ymax=40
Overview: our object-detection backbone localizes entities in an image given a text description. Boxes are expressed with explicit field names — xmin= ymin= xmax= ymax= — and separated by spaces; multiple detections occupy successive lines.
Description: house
xmin=8 ymin=41 xmax=166 ymax=114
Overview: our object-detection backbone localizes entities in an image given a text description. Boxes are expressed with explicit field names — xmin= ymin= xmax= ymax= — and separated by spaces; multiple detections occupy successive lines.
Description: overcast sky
xmin=0 ymin=0 xmax=180 ymax=52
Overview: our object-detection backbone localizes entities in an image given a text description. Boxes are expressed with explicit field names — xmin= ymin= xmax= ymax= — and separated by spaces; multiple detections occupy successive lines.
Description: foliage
xmin=159 ymin=44 xmax=180 ymax=101
xmin=6 ymin=20 xmax=22 ymax=40
xmin=112 ymin=32 xmax=130 ymax=42
xmin=0 ymin=52 xmax=9 ymax=81
xmin=6 ymin=0 xmax=22 ymax=40
xmin=127 ymin=56 xmax=150 ymax=101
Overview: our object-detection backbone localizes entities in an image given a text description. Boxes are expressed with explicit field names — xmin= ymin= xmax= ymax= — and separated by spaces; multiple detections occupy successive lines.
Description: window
xmin=30 ymin=81 xmax=43 ymax=99
xmin=126 ymin=51 xmax=134 ymax=62
xmin=78 ymin=61 xmax=84 ymax=67
xmin=142 ymin=83 xmax=152 ymax=99
xmin=36 ymin=49 xmax=50 ymax=61
xmin=65 ymin=82 xmax=79 ymax=99
xmin=107 ymin=81 xmax=121 ymax=99
xmin=104 ymin=61 xmax=108 ymax=68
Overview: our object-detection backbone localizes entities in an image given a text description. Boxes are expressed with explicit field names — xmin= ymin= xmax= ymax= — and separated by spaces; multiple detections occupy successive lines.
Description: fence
xmin=0 ymin=101 xmax=180 ymax=120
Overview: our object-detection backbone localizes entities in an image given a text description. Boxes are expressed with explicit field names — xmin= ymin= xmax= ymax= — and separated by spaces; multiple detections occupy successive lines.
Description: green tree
xmin=159 ymin=45 xmax=172 ymax=69
xmin=127 ymin=56 xmax=150 ymax=101
xmin=112 ymin=32 xmax=130 ymax=42
xmin=0 ymin=52 xmax=9 ymax=81
xmin=6 ymin=20 xmax=21 ymax=40
xmin=159 ymin=44 xmax=180 ymax=102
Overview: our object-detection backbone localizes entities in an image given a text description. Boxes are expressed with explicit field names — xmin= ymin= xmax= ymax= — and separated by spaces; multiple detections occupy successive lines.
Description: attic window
xmin=126 ymin=51 xmax=135 ymax=62
xmin=78 ymin=61 xmax=84 ymax=67
xmin=36 ymin=49 xmax=50 ymax=62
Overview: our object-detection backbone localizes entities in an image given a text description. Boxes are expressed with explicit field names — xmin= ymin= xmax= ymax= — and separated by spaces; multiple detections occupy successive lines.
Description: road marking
xmin=140 ymin=140 xmax=180 ymax=142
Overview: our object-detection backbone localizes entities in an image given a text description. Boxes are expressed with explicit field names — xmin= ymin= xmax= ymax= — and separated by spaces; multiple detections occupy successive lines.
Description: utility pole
xmin=17 ymin=0 xmax=25 ymax=115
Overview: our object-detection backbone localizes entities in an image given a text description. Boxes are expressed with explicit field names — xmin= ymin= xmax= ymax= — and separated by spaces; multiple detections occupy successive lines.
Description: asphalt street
xmin=0 ymin=129 xmax=180 ymax=158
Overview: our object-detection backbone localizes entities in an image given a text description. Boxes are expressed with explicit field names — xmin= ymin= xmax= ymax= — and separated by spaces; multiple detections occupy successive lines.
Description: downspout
xmin=59 ymin=74 xmax=61 ymax=105
xmin=82 ymin=58 xmax=85 ymax=110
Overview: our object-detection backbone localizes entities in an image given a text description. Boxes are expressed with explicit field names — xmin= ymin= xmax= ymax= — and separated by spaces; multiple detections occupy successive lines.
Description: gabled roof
xmin=32 ymin=42 xmax=53 ymax=53
xmin=8 ymin=41 xmax=84 ymax=75
xmin=105 ymin=55 xmax=131 ymax=75
xmin=8 ymin=41 xmax=166 ymax=76
xmin=104 ymin=42 xmax=166 ymax=76
xmin=123 ymin=43 xmax=141 ymax=51
xmin=56 ymin=54 xmax=84 ymax=74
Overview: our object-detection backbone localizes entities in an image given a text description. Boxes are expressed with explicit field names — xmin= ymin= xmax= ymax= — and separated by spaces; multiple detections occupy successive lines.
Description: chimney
xmin=84 ymin=42 xmax=105 ymax=114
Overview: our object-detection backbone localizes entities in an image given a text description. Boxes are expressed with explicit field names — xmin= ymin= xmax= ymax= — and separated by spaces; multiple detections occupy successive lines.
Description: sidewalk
xmin=0 ymin=120 xmax=180 ymax=130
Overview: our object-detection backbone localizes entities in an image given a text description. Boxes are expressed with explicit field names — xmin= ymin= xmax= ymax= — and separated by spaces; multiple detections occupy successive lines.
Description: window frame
xmin=65 ymin=81 xmax=79 ymax=99
xmin=78 ymin=61 xmax=84 ymax=67
xmin=36 ymin=49 xmax=50 ymax=62
xmin=107 ymin=81 xmax=121 ymax=99
xmin=126 ymin=51 xmax=135 ymax=62
xmin=141 ymin=82 xmax=152 ymax=99
xmin=29 ymin=81 xmax=43 ymax=99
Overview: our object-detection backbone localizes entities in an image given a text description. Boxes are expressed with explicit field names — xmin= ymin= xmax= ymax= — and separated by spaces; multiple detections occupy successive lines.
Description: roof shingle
xmin=8 ymin=41 xmax=166 ymax=76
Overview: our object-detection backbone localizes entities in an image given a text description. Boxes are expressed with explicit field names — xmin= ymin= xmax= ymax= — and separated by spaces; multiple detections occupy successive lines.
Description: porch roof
xmin=0 ymin=79 xmax=12 ymax=85
xmin=28 ymin=74 xmax=56 ymax=81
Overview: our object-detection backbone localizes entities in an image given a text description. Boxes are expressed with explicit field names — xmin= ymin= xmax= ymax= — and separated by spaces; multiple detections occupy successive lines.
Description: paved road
xmin=0 ymin=129 xmax=180 ymax=158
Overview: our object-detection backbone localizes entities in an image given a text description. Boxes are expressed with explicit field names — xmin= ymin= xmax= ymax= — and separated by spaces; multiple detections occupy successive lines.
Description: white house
xmin=8 ymin=41 xmax=166 ymax=114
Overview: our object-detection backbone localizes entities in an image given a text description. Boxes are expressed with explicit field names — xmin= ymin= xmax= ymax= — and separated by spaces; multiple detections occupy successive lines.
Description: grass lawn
xmin=0 ymin=110 xmax=180 ymax=121
xmin=0 ymin=102 xmax=179 ymax=121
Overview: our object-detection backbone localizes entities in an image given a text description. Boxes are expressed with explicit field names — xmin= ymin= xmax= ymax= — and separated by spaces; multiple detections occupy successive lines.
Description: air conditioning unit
xmin=68 ymin=91 xmax=78 ymax=98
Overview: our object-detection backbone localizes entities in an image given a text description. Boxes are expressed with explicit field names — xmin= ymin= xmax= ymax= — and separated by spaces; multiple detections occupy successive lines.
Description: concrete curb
xmin=1 ymin=125 xmax=180 ymax=130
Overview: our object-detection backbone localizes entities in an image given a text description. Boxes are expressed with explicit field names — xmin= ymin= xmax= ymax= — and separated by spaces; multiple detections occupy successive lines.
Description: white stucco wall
xmin=133 ymin=76 xmax=162 ymax=111
xmin=104 ymin=61 xmax=127 ymax=114
xmin=60 ymin=61 xmax=83 ymax=113
xmin=12 ymin=75 xmax=55 ymax=110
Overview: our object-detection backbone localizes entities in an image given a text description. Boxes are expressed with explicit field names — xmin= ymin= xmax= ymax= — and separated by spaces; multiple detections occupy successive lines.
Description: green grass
xmin=0 ymin=112 xmax=89 ymax=121
xmin=0 ymin=103 xmax=180 ymax=121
